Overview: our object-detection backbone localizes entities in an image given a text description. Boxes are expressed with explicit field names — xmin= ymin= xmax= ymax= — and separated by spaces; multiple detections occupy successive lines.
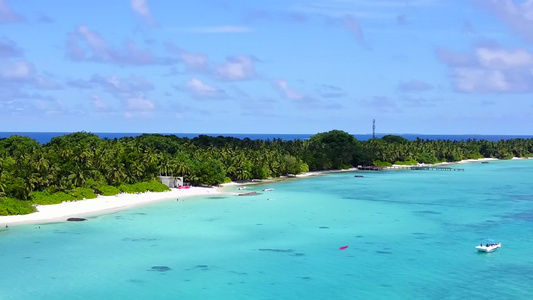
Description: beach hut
xmin=160 ymin=176 xmax=183 ymax=188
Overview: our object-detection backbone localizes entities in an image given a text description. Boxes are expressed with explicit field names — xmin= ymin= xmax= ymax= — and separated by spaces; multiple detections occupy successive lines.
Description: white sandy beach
xmin=389 ymin=157 xmax=499 ymax=168
xmin=2 ymin=158 xmax=525 ymax=227
xmin=1 ymin=186 xmax=221 ymax=226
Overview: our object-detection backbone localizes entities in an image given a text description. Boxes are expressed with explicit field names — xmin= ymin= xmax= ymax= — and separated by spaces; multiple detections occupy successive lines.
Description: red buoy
xmin=339 ymin=246 xmax=349 ymax=250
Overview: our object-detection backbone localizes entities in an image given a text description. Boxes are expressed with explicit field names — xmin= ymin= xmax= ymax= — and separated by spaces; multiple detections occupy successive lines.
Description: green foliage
xmin=141 ymin=181 xmax=171 ymax=192
xmin=373 ymin=160 xmax=392 ymax=167
xmin=96 ymin=185 xmax=121 ymax=196
xmin=69 ymin=187 xmax=97 ymax=200
xmin=416 ymin=152 xmax=439 ymax=164
xmin=382 ymin=135 xmax=409 ymax=144
xmin=308 ymin=130 xmax=363 ymax=170
xmin=119 ymin=181 xmax=170 ymax=194
xmin=0 ymin=197 xmax=36 ymax=216
xmin=299 ymin=162 xmax=309 ymax=173
xmin=251 ymin=165 xmax=269 ymax=179
xmin=117 ymin=183 xmax=140 ymax=194
xmin=467 ymin=152 xmax=484 ymax=159
xmin=281 ymin=155 xmax=303 ymax=175
xmin=31 ymin=191 xmax=75 ymax=205
xmin=1 ymin=131 xmax=533 ymax=216
xmin=393 ymin=159 xmax=419 ymax=165
xmin=1 ymin=176 xmax=27 ymax=200
xmin=84 ymin=178 xmax=107 ymax=190
xmin=194 ymin=159 xmax=227 ymax=186
xmin=0 ymin=136 xmax=41 ymax=157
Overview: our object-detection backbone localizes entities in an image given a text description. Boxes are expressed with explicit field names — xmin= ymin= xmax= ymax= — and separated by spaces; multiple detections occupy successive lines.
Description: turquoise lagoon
xmin=1 ymin=160 xmax=533 ymax=299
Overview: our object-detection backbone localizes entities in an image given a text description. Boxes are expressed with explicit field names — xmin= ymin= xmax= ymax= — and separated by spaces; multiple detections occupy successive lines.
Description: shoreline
xmin=1 ymin=186 xmax=221 ymax=226
xmin=3 ymin=157 xmax=530 ymax=227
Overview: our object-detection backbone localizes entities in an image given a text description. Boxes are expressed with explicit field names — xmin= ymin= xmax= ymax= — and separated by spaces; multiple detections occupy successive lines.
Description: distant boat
xmin=476 ymin=240 xmax=501 ymax=252
xmin=262 ymin=188 xmax=274 ymax=191
xmin=238 ymin=186 xmax=247 ymax=190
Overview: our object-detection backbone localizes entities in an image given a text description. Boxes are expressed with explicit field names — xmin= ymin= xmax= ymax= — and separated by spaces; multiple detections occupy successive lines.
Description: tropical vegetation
xmin=1 ymin=130 xmax=532 ymax=215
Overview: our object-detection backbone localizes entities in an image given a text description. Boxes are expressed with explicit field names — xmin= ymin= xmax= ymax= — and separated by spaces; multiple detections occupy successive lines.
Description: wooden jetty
xmin=357 ymin=166 xmax=464 ymax=171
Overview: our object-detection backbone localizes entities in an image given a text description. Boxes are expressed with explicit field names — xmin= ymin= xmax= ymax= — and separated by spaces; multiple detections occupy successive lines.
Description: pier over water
xmin=357 ymin=166 xmax=465 ymax=171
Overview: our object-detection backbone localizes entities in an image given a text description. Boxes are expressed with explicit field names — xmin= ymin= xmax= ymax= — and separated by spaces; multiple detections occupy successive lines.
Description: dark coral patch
xmin=149 ymin=266 xmax=172 ymax=272
xmin=258 ymin=249 xmax=294 ymax=253
xmin=414 ymin=210 xmax=441 ymax=215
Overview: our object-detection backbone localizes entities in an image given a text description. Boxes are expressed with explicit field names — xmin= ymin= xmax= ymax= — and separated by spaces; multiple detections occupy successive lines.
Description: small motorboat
xmin=476 ymin=240 xmax=501 ymax=252
xmin=262 ymin=188 xmax=274 ymax=191
xmin=238 ymin=186 xmax=247 ymax=190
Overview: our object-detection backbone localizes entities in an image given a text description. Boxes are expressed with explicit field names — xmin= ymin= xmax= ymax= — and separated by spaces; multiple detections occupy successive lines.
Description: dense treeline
xmin=1 ymin=130 xmax=532 ymax=215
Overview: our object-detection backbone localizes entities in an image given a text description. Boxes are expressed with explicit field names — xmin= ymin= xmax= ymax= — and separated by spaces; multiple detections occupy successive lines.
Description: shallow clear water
xmin=1 ymin=160 xmax=533 ymax=299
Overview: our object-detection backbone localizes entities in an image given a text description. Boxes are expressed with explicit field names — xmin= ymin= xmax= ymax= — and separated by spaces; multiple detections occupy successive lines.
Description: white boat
xmin=238 ymin=186 xmax=247 ymax=190
xmin=262 ymin=188 xmax=274 ymax=191
xmin=476 ymin=241 xmax=501 ymax=252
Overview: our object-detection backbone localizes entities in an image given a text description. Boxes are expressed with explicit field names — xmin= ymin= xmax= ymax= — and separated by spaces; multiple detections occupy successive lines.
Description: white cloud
xmin=1 ymin=61 xmax=34 ymax=80
xmin=131 ymin=0 xmax=154 ymax=25
xmin=275 ymin=79 xmax=303 ymax=100
xmin=181 ymin=50 xmax=209 ymax=70
xmin=92 ymin=95 xmax=109 ymax=111
xmin=125 ymin=95 xmax=155 ymax=118
xmin=216 ymin=56 xmax=255 ymax=81
xmin=126 ymin=96 xmax=154 ymax=111
xmin=438 ymin=45 xmax=533 ymax=93
xmin=454 ymin=68 xmax=509 ymax=93
xmin=186 ymin=77 xmax=223 ymax=98
xmin=475 ymin=48 xmax=533 ymax=69
xmin=0 ymin=60 xmax=60 ymax=96
xmin=67 ymin=25 xmax=155 ymax=65
xmin=91 ymin=74 xmax=154 ymax=95
xmin=164 ymin=42 xmax=210 ymax=71
xmin=473 ymin=0 xmax=533 ymax=42
xmin=77 ymin=25 xmax=112 ymax=61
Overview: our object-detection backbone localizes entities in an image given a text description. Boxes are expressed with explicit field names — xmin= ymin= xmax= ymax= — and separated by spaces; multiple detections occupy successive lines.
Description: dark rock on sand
xmin=67 ymin=218 xmax=87 ymax=222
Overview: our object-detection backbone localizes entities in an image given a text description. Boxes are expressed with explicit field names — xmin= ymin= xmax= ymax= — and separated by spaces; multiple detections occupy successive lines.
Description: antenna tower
xmin=372 ymin=119 xmax=376 ymax=139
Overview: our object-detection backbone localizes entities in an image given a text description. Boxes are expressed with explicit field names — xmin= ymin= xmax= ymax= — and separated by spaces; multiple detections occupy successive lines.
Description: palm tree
xmin=68 ymin=164 xmax=93 ymax=187
xmin=105 ymin=162 xmax=126 ymax=185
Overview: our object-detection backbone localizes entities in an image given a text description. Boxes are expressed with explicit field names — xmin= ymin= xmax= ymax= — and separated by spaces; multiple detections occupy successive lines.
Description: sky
xmin=1 ymin=0 xmax=533 ymax=135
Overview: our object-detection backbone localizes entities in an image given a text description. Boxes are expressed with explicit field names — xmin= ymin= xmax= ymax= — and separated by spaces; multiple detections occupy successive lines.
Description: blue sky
xmin=1 ymin=0 xmax=532 ymax=135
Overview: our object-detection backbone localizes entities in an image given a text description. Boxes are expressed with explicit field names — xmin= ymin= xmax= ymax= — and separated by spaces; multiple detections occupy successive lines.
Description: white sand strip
xmin=1 ymin=187 xmax=221 ymax=226
xmin=453 ymin=158 xmax=499 ymax=164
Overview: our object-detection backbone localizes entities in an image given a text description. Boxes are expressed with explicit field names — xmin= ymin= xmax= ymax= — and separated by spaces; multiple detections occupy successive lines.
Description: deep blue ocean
xmin=1 ymin=132 xmax=533 ymax=144
xmin=1 ymin=160 xmax=532 ymax=299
